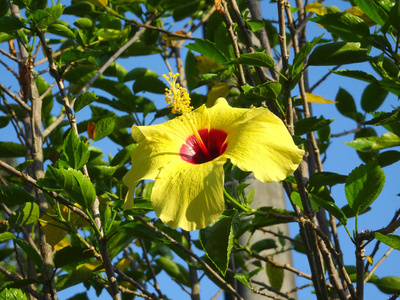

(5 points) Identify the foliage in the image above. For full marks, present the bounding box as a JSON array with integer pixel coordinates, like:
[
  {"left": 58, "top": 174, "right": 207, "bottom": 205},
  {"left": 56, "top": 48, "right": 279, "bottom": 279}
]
[{"left": 0, "top": 0, "right": 400, "bottom": 299}]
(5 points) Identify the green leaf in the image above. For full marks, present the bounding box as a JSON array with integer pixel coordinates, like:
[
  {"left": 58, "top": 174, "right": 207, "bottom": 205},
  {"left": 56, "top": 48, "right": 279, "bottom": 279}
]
[
  {"left": 374, "top": 276, "right": 400, "bottom": 294},
  {"left": 266, "top": 262, "right": 284, "bottom": 291},
  {"left": 307, "top": 172, "right": 347, "bottom": 191},
  {"left": 74, "top": 17, "right": 93, "bottom": 29},
  {"left": 15, "top": 239, "right": 42, "bottom": 269},
  {"left": 0, "top": 288, "right": 27, "bottom": 300},
  {"left": 225, "top": 52, "right": 274, "bottom": 69},
  {"left": 32, "top": 4, "right": 64, "bottom": 29},
  {"left": 123, "top": 198, "right": 153, "bottom": 215},
  {"left": 354, "top": 0, "right": 388, "bottom": 26},
  {"left": 74, "top": 92, "right": 98, "bottom": 114},
  {"left": 86, "top": 165, "right": 117, "bottom": 181},
  {"left": 377, "top": 150, "right": 400, "bottom": 167},
  {"left": 345, "top": 161, "right": 385, "bottom": 215},
  {"left": 10, "top": 202, "right": 40, "bottom": 227},
  {"left": 309, "top": 193, "right": 347, "bottom": 225},
  {"left": 354, "top": 127, "right": 379, "bottom": 163},
  {"left": 54, "top": 246, "right": 94, "bottom": 268},
  {"left": 0, "top": 115, "right": 9, "bottom": 128},
  {"left": 185, "top": 39, "right": 229, "bottom": 64},
  {"left": 294, "top": 116, "right": 334, "bottom": 136},
  {"left": 243, "top": 82, "right": 282, "bottom": 102},
  {"left": 0, "top": 0, "right": 9, "bottom": 17},
  {"left": 47, "top": 23, "right": 75, "bottom": 39},
  {"left": 132, "top": 76, "right": 167, "bottom": 94},
  {"left": 92, "top": 116, "right": 116, "bottom": 141},
  {"left": 185, "top": 50, "right": 200, "bottom": 91},
  {"left": 335, "top": 87, "right": 363, "bottom": 122},
  {"left": 0, "top": 142, "right": 26, "bottom": 157},
  {"left": 389, "top": 1, "right": 400, "bottom": 31},
  {"left": 199, "top": 210, "right": 239, "bottom": 275},
  {"left": 246, "top": 20, "right": 265, "bottom": 32},
  {"left": 0, "top": 16, "right": 24, "bottom": 33},
  {"left": 63, "top": 130, "right": 90, "bottom": 170},
  {"left": 361, "top": 83, "right": 388, "bottom": 112},
  {"left": 290, "top": 35, "right": 323, "bottom": 86},
  {"left": 156, "top": 256, "right": 191, "bottom": 287},
  {"left": 0, "top": 185, "right": 35, "bottom": 206},
  {"left": 0, "top": 232, "right": 15, "bottom": 244},
  {"left": 48, "top": 166, "right": 96, "bottom": 208},
  {"left": 375, "top": 233, "right": 400, "bottom": 251},
  {"left": 310, "top": 13, "right": 369, "bottom": 42},
  {"left": 234, "top": 267, "right": 263, "bottom": 288},
  {"left": 332, "top": 69, "right": 379, "bottom": 85},
  {"left": 63, "top": 1, "right": 95, "bottom": 16},
  {"left": 60, "top": 49, "right": 101, "bottom": 64},
  {"left": 345, "top": 132, "right": 400, "bottom": 151},
  {"left": 250, "top": 239, "right": 277, "bottom": 254},
  {"left": 308, "top": 42, "right": 371, "bottom": 66},
  {"left": 110, "top": 144, "right": 137, "bottom": 167}
]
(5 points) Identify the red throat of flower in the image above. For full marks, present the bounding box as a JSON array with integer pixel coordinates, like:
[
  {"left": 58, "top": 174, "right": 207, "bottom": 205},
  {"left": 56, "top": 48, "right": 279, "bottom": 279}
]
[{"left": 180, "top": 129, "right": 228, "bottom": 164}]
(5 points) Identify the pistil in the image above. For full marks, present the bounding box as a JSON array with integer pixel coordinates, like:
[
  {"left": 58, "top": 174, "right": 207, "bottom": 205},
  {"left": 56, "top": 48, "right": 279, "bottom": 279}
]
[{"left": 163, "top": 73, "right": 213, "bottom": 161}]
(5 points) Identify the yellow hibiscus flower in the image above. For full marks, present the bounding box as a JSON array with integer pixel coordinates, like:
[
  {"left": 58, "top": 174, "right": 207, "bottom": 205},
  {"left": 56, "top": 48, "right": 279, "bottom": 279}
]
[{"left": 123, "top": 73, "right": 304, "bottom": 231}]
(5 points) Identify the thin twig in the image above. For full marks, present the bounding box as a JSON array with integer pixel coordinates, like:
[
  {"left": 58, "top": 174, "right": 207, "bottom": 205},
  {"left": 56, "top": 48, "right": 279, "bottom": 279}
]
[
  {"left": 252, "top": 279, "right": 295, "bottom": 300},
  {"left": 364, "top": 248, "right": 393, "bottom": 284},
  {"left": 0, "top": 82, "right": 31, "bottom": 111},
  {"left": 114, "top": 267, "right": 160, "bottom": 300},
  {"left": 139, "top": 239, "right": 164, "bottom": 299},
  {"left": 221, "top": 0, "right": 246, "bottom": 86},
  {"left": 135, "top": 216, "right": 244, "bottom": 300},
  {"left": 226, "top": 0, "right": 272, "bottom": 83},
  {"left": 0, "top": 47, "right": 19, "bottom": 62}
]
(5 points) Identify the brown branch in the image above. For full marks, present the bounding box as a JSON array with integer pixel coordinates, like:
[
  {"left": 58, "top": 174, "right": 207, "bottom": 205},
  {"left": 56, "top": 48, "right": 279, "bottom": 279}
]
[
  {"left": 221, "top": 0, "right": 247, "bottom": 86},
  {"left": 226, "top": 0, "right": 272, "bottom": 83}
]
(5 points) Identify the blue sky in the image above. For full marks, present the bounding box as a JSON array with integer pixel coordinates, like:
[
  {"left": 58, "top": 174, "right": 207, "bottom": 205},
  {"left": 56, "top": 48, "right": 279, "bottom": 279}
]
[{"left": 1, "top": 0, "right": 400, "bottom": 299}]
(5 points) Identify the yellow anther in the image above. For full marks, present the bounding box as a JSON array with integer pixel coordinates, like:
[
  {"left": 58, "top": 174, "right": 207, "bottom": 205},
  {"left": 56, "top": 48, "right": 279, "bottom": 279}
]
[{"left": 163, "top": 73, "right": 193, "bottom": 115}]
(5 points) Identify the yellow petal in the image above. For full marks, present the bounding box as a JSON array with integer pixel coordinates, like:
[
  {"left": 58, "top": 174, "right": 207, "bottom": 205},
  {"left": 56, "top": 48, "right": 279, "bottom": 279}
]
[
  {"left": 305, "top": 2, "right": 327, "bottom": 15},
  {"left": 210, "top": 98, "right": 304, "bottom": 182},
  {"left": 303, "top": 92, "right": 337, "bottom": 104},
  {"left": 151, "top": 160, "right": 226, "bottom": 231},
  {"left": 123, "top": 105, "right": 211, "bottom": 209}
]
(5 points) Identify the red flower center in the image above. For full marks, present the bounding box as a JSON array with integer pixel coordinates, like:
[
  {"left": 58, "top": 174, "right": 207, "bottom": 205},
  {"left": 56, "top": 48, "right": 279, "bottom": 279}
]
[{"left": 180, "top": 129, "right": 228, "bottom": 164}]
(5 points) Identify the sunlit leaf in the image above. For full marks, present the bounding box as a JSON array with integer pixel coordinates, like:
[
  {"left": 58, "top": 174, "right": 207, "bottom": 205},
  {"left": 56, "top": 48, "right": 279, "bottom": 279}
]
[
  {"left": 63, "top": 130, "right": 90, "bottom": 170},
  {"left": 48, "top": 166, "right": 96, "bottom": 209},
  {"left": 345, "top": 132, "right": 400, "bottom": 151},
  {"left": 345, "top": 161, "right": 385, "bottom": 215}
]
